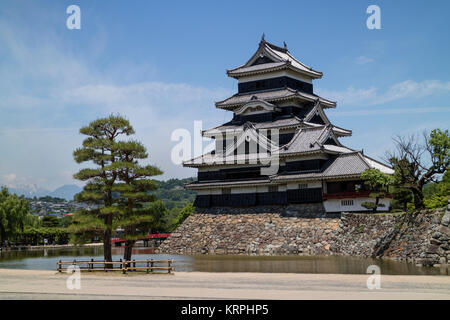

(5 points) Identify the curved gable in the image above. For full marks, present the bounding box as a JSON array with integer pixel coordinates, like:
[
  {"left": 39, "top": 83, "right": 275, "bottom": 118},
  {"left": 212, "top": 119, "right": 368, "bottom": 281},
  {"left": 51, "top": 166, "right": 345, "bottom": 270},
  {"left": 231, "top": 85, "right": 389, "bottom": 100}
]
[{"left": 235, "top": 99, "right": 279, "bottom": 115}]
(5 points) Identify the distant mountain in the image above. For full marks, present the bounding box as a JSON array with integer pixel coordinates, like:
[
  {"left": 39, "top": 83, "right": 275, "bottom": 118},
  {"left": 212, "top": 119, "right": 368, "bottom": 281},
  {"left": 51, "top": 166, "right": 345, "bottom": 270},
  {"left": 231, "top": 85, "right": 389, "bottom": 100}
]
[
  {"left": 8, "top": 184, "right": 51, "bottom": 198},
  {"left": 6, "top": 184, "right": 82, "bottom": 201},
  {"left": 6, "top": 178, "right": 195, "bottom": 203},
  {"left": 50, "top": 184, "right": 83, "bottom": 201}
]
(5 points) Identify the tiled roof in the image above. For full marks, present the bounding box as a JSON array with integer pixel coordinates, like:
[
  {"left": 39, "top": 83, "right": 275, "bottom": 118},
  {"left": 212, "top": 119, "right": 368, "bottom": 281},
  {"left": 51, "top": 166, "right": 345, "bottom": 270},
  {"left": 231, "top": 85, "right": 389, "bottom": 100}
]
[
  {"left": 330, "top": 126, "right": 352, "bottom": 136},
  {"left": 270, "top": 152, "right": 392, "bottom": 183},
  {"left": 188, "top": 122, "right": 358, "bottom": 167},
  {"left": 227, "top": 62, "right": 286, "bottom": 75},
  {"left": 363, "top": 156, "right": 395, "bottom": 174},
  {"left": 185, "top": 151, "right": 393, "bottom": 189},
  {"left": 227, "top": 40, "right": 322, "bottom": 79},
  {"left": 274, "top": 152, "right": 393, "bottom": 182},
  {"left": 302, "top": 122, "right": 352, "bottom": 137},
  {"left": 183, "top": 151, "right": 274, "bottom": 167},
  {"left": 322, "top": 144, "right": 354, "bottom": 154},
  {"left": 323, "top": 153, "right": 370, "bottom": 177},
  {"left": 203, "top": 121, "right": 351, "bottom": 139},
  {"left": 187, "top": 126, "right": 338, "bottom": 168},
  {"left": 203, "top": 117, "right": 303, "bottom": 134},
  {"left": 280, "top": 126, "right": 334, "bottom": 155},
  {"left": 215, "top": 87, "right": 336, "bottom": 109},
  {"left": 271, "top": 171, "right": 323, "bottom": 182}
]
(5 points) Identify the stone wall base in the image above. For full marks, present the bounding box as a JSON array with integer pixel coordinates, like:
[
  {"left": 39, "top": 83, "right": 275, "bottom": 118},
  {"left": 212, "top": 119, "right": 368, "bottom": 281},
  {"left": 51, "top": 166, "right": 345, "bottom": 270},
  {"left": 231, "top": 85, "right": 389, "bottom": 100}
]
[
  {"left": 158, "top": 207, "right": 448, "bottom": 264},
  {"left": 158, "top": 213, "right": 340, "bottom": 255},
  {"left": 331, "top": 210, "right": 445, "bottom": 264},
  {"left": 423, "top": 204, "right": 450, "bottom": 266}
]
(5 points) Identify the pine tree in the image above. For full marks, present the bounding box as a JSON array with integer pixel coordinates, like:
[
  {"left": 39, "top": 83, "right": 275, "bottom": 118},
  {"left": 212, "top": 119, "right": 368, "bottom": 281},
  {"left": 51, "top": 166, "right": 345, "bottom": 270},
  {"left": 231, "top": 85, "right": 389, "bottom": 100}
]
[
  {"left": 361, "top": 168, "right": 392, "bottom": 213},
  {"left": 72, "top": 115, "right": 134, "bottom": 262},
  {"left": 113, "top": 140, "right": 163, "bottom": 261}
]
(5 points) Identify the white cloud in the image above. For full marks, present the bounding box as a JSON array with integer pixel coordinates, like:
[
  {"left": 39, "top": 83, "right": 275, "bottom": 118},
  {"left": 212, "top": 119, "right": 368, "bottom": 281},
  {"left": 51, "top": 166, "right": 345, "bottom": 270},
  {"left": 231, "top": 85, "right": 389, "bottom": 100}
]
[
  {"left": 0, "top": 79, "right": 231, "bottom": 189},
  {"left": 328, "top": 106, "right": 450, "bottom": 117},
  {"left": 317, "top": 80, "right": 450, "bottom": 106},
  {"left": 0, "top": 172, "right": 47, "bottom": 189},
  {"left": 57, "top": 82, "right": 230, "bottom": 120},
  {"left": 355, "top": 56, "right": 374, "bottom": 65},
  {"left": 3, "top": 173, "right": 17, "bottom": 183},
  {"left": 0, "top": 13, "right": 232, "bottom": 189}
]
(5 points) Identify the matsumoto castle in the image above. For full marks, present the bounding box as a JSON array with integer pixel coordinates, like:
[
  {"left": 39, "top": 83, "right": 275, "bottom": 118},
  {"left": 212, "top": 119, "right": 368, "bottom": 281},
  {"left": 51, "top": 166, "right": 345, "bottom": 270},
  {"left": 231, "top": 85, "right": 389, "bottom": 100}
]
[{"left": 184, "top": 36, "right": 393, "bottom": 214}]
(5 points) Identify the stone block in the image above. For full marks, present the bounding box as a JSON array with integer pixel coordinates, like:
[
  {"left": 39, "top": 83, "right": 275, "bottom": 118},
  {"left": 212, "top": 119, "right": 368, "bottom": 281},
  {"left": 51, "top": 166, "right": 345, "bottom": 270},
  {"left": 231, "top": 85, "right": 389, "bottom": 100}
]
[
  {"left": 441, "top": 212, "right": 450, "bottom": 227},
  {"left": 436, "top": 225, "right": 450, "bottom": 237},
  {"left": 430, "top": 238, "right": 442, "bottom": 245},
  {"left": 427, "top": 244, "right": 440, "bottom": 254}
]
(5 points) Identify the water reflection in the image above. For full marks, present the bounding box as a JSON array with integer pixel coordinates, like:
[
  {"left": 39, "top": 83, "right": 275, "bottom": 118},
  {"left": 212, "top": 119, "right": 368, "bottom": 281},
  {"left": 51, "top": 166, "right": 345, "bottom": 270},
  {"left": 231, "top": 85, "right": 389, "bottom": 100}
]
[
  {"left": 190, "top": 255, "right": 447, "bottom": 275},
  {"left": 0, "top": 247, "right": 447, "bottom": 275}
]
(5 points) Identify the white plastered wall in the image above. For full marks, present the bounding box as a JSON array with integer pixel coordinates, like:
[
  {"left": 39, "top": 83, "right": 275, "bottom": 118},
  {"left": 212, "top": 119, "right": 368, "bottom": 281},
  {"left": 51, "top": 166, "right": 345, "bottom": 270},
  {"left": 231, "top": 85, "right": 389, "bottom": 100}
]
[{"left": 323, "top": 198, "right": 391, "bottom": 213}]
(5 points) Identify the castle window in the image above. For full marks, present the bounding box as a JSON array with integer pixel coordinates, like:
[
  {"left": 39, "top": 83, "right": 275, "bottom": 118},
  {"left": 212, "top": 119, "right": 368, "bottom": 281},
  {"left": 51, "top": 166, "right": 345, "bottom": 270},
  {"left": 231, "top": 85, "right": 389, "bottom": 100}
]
[
  {"left": 341, "top": 199, "right": 354, "bottom": 206},
  {"left": 255, "top": 80, "right": 267, "bottom": 89},
  {"left": 298, "top": 183, "right": 308, "bottom": 189},
  {"left": 222, "top": 188, "right": 231, "bottom": 195},
  {"left": 268, "top": 185, "right": 278, "bottom": 193}
]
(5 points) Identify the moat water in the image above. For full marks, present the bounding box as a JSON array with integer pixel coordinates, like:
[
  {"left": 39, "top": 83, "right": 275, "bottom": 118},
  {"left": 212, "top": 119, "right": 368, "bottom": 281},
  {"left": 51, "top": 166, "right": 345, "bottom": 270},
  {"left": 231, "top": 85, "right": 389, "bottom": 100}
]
[{"left": 0, "top": 246, "right": 447, "bottom": 275}]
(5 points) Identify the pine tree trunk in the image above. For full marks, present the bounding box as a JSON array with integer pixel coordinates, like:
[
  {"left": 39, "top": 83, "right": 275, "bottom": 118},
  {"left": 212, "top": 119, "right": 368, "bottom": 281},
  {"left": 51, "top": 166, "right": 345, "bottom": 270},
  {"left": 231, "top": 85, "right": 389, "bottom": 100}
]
[
  {"left": 124, "top": 240, "right": 135, "bottom": 261},
  {"left": 103, "top": 214, "right": 113, "bottom": 264}
]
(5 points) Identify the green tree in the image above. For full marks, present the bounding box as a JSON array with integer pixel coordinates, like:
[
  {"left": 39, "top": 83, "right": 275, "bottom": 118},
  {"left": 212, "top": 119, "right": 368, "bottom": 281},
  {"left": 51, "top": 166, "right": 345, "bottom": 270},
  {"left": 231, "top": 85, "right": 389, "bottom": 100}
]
[
  {"left": 60, "top": 215, "right": 73, "bottom": 228},
  {"left": 423, "top": 182, "right": 439, "bottom": 199},
  {"left": 388, "top": 129, "right": 449, "bottom": 210},
  {"left": 38, "top": 196, "right": 65, "bottom": 203},
  {"left": 146, "top": 200, "right": 169, "bottom": 233},
  {"left": 24, "top": 212, "right": 39, "bottom": 228},
  {"left": 0, "top": 187, "right": 30, "bottom": 244},
  {"left": 41, "top": 215, "right": 59, "bottom": 228},
  {"left": 390, "top": 186, "right": 413, "bottom": 212},
  {"left": 360, "top": 169, "right": 392, "bottom": 213},
  {"left": 171, "top": 203, "right": 194, "bottom": 230},
  {"left": 68, "top": 209, "right": 104, "bottom": 245},
  {"left": 114, "top": 140, "right": 163, "bottom": 261},
  {"left": 152, "top": 177, "right": 196, "bottom": 210},
  {"left": 73, "top": 114, "right": 134, "bottom": 262},
  {"left": 424, "top": 170, "right": 450, "bottom": 208}
]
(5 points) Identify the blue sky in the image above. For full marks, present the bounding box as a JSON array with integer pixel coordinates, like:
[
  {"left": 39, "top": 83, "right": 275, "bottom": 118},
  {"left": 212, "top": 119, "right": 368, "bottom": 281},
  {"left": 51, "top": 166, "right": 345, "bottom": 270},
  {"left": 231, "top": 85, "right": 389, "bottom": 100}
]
[{"left": 0, "top": 0, "right": 449, "bottom": 190}]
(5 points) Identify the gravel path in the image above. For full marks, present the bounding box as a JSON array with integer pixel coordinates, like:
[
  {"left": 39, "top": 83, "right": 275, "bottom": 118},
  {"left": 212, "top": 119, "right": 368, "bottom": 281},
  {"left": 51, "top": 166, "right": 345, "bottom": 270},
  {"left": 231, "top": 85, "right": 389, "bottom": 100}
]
[{"left": 0, "top": 269, "right": 449, "bottom": 300}]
